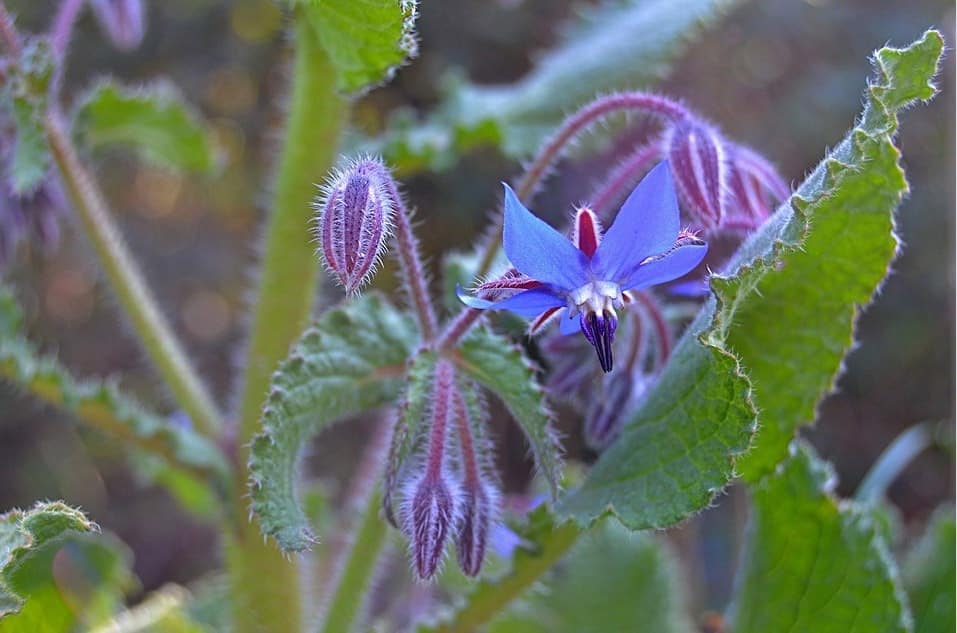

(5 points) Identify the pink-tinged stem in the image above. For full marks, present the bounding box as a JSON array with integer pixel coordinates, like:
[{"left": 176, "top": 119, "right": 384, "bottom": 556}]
[
  {"left": 632, "top": 291, "right": 672, "bottom": 367},
  {"left": 589, "top": 141, "right": 662, "bottom": 220},
  {"left": 437, "top": 307, "right": 484, "bottom": 353},
  {"left": 452, "top": 389, "right": 480, "bottom": 487},
  {"left": 51, "top": 0, "right": 85, "bottom": 60},
  {"left": 0, "top": 5, "right": 22, "bottom": 54},
  {"left": 425, "top": 360, "right": 455, "bottom": 479}
]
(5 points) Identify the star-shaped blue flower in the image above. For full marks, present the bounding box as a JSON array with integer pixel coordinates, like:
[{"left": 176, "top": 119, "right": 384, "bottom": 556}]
[{"left": 458, "top": 161, "right": 708, "bottom": 373}]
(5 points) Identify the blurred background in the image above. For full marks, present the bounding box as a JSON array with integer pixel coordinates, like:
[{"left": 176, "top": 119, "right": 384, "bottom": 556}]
[{"left": 0, "top": 0, "right": 953, "bottom": 621}]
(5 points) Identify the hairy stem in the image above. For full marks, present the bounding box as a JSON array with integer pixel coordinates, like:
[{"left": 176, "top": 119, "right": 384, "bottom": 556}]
[
  {"left": 45, "top": 110, "right": 223, "bottom": 438},
  {"left": 430, "top": 519, "right": 582, "bottom": 633},
  {"left": 0, "top": 4, "right": 22, "bottom": 54},
  {"left": 228, "top": 16, "right": 347, "bottom": 633},
  {"left": 315, "top": 419, "right": 392, "bottom": 633},
  {"left": 50, "top": 0, "right": 84, "bottom": 60},
  {"left": 389, "top": 188, "right": 438, "bottom": 341},
  {"left": 632, "top": 291, "right": 672, "bottom": 366},
  {"left": 590, "top": 141, "right": 662, "bottom": 219}
]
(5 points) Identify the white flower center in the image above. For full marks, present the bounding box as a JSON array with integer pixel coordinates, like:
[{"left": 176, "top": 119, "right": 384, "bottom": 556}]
[{"left": 567, "top": 280, "right": 623, "bottom": 319}]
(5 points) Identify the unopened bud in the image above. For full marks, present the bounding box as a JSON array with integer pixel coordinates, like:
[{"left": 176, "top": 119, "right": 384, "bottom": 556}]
[
  {"left": 455, "top": 480, "right": 497, "bottom": 576},
  {"left": 584, "top": 372, "right": 634, "bottom": 450},
  {"left": 403, "top": 475, "right": 458, "bottom": 581},
  {"left": 90, "top": 0, "right": 146, "bottom": 52},
  {"left": 665, "top": 120, "right": 728, "bottom": 228},
  {"left": 726, "top": 144, "right": 789, "bottom": 222},
  {"left": 315, "top": 157, "right": 397, "bottom": 295}
]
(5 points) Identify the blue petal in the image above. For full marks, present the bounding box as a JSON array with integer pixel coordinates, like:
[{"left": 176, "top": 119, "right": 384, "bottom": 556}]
[
  {"left": 456, "top": 284, "right": 565, "bottom": 318},
  {"left": 559, "top": 309, "right": 580, "bottom": 335},
  {"left": 502, "top": 185, "right": 589, "bottom": 291},
  {"left": 620, "top": 242, "right": 708, "bottom": 292},
  {"left": 592, "top": 162, "right": 681, "bottom": 284}
]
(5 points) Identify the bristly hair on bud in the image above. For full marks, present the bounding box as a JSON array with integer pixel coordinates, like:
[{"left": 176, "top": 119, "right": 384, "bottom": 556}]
[
  {"left": 664, "top": 118, "right": 729, "bottom": 229},
  {"left": 314, "top": 156, "right": 398, "bottom": 295},
  {"left": 90, "top": 0, "right": 146, "bottom": 52}
]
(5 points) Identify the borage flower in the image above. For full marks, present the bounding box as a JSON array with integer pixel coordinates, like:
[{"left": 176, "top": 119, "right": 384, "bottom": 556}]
[{"left": 458, "top": 162, "right": 707, "bottom": 373}]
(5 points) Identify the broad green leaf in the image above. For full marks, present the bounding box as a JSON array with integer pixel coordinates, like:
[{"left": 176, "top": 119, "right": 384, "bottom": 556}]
[
  {"left": 248, "top": 293, "right": 418, "bottom": 551},
  {"left": 903, "top": 506, "right": 955, "bottom": 633},
  {"left": 489, "top": 520, "right": 693, "bottom": 633},
  {"left": 420, "top": 507, "right": 580, "bottom": 633},
  {"left": 455, "top": 326, "right": 562, "bottom": 500},
  {"left": 0, "top": 284, "right": 230, "bottom": 499},
  {"left": 2, "top": 38, "right": 54, "bottom": 194},
  {"left": 362, "top": 0, "right": 737, "bottom": 170},
  {"left": 726, "top": 442, "right": 910, "bottom": 633},
  {"left": 0, "top": 502, "right": 133, "bottom": 629},
  {"left": 557, "top": 30, "right": 944, "bottom": 527},
  {"left": 293, "top": 0, "right": 418, "bottom": 94},
  {"left": 73, "top": 81, "right": 218, "bottom": 173}
]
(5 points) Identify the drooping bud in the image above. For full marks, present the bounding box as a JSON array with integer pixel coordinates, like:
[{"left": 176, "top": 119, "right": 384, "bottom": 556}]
[
  {"left": 665, "top": 119, "right": 729, "bottom": 228},
  {"left": 315, "top": 157, "right": 397, "bottom": 295},
  {"left": 456, "top": 481, "right": 496, "bottom": 576},
  {"left": 0, "top": 180, "right": 64, "bottom": 269},
  {"left": 725, "top": 144, "right": 790, "bottom": 223},
  {"left": 90, "top": 0, "right": 146, "bottom": 52},
  {"left": 404, "top": 474, "right": 457, "bottom": 581}
]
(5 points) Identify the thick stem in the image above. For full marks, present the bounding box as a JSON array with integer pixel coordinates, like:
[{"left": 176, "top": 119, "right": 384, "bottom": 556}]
[
  {"left": 44, "top": 110, "right": 223, "bottom": 438},
  {"left": 315, "top": 418, "right": 392, "bottom": 633},
  {"left": 229, "top": 17, "right": 347, "bottom": 633},
  {"left": 391, "top": 198, "right": 438, "bottom": 341},
  {"left": 50, "top": 0, "right": 85, "bottom": 60},
  {"left": 437, "top": 307, "right": 483, "bottom": 353},
  {"left": 425, "top": 360, "right": 454, "bottom": 478}
]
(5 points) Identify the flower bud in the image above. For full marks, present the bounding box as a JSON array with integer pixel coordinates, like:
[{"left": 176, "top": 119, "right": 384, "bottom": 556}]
[
  {"left": 726, "top": 144, "right": 790, "bottom": 222},
  {"left": 315, "top": 157, "right": 397, "bottom": 295},
  {"left": 584, "top": 371, "right": 634, "bottom": 450},
  {"left": 90, "top": 0, "right": 146, "bottom": 52},
  {"left": 455, "top": 480, "right": 497, "bottom": 576},
  {"left": 665, "top": 119, "right": 728, "bottom": 228},
  {"left": 403, "top": 475, "right": 458, "bottom": 581}
]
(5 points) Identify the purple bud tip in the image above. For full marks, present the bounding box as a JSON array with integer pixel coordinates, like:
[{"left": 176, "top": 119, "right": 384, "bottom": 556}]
[
  {"left": 455, "top": 481, "right": 497, "bottom": 577},
  {"left": 666, "top": 120, "right": 728, "bottom": 228},
  {"left": 90, "top": 0, "right": 146, "bottom": 52},
  {"left": 580, "top": 311, "right": 617, "bottom": 373},
  {"left": 403, "top": 475, "right": 457, "bottom": 581},
  {"left": 316, "top": 157, "right": 398, "bottom": 295}
]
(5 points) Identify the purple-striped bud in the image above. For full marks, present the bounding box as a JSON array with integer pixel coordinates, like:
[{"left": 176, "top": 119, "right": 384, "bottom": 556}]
[
  {"left": 584, "top": 372, "right": 634, "bottom": 450},
  {"left": 90, "top": 0, "right": 146, "bottom": 52},
  {"left": 403, "top": 474, "right": 458, "bottom": 581},
  {"left": 665, "top": 119, "right": 729, "bottom": 228},
  {"left": 315, "top": 157, "right": 397, "bottom": 295},
  {"left": 726, "top": 144, "right": 790, "bottom": 223},
  {"left": 0, "top": 180, "right": 64, "bottom": 269},
  {"left": 455, "top": 480, "right": 496, "bottom": 576}
]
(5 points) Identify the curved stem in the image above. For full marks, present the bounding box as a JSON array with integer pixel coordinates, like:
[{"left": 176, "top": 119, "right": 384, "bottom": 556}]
[
  {"left": 0, "top": 4, "right": 22, "bottom": 54},
  {"left": 388, "top": 186, "right": 438, "bottom": 340},
  {"left": 855, "top": 422, "right": 936, "bottom": 503},
  {"left": 315, "top": 418, "right": 392, "bottom": 633},
  {"left": 50, "top": 0, "right": 85, "bottom": 60},
  {"left": 44, "top": 110, "right": 223, "bottom": 438},
  {"left": 229, "top": 15, "right": 347, "bottom": 633},
  {"left": 589, "top": 141, "right": 662, "bottom": 220},
  {"left": 631, "top": 291, "right": 672, "bottom": 366}
]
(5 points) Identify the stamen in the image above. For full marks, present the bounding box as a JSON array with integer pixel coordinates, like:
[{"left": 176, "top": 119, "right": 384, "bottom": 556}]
[{"left": 580, "top": 310, "right": 617, "bottom": 373}]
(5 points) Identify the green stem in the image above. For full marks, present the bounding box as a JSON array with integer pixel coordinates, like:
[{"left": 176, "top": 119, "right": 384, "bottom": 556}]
[
  {"left": 855, "top": 421, "right": 936, "bottom": 503},
  {"left": 229, "top": 16, "right": 347, "bottom": 633},
  {"left": 431, "top": 519, "right": 581, "bottom": 633},
  {"left": 316, "top": 420, "right": 391, "bottom": 633},
  {"left": 44, "top": 110, "right": 223, "bottom": 439}
]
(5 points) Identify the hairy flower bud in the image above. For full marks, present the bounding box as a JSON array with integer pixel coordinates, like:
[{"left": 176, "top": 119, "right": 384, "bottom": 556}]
[
  {"left": 90, "top": 0, "right": 146, "bottom": 51},
  {"left": 403, "top": 474, "right": 458, "bottom": 581},
  {"left": 665, "top": 119, "right": 728, "bottom": 228},
  {"left": 455, "top": 480, "right": 497, "bottom": 577},
  {"left": 315, "top": 157, "right": 397, "bottom": 295},
  {"left": 0, "top": 180, "right": 64, "bottom": 268},
  {"left": 725, "top": 144, "right": 790, "bottom": 222}
]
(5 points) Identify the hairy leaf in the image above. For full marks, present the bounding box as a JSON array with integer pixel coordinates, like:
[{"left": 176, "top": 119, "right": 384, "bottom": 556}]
[
  {"left": 362, "top": 0, "right": 737, "bottom": 170},
  {"left": 2, "top": 38, "right": 54, "bottom": 194},
  {"left": 903, "top": 506, "right": 955, "bottom": 633},
  {"left": 248, "top": 293, "right": 418, "bottom": 551},
  {"left": 0, "top": 285, "right": 229, "bottom": 489},
  {"left": 293, "top": 0, "right": 418, "bottom": 94},
  {"left": 489, "top": 519, "right": 693, "bottom": 633},
  {"left": 73, "top": 81, "right": 218, "bottom": 173},
  {"left": 726, "top": 442, "right": 911, "bottom": 633},
  {"left": 0, "top": 502, "right": 133, "bottom": 628},
  {"left": 455, "top": 326, "right": 562, "bottom": 500},
  {"left": 558, "top": 30, "right": 944, "bottom": 527}
]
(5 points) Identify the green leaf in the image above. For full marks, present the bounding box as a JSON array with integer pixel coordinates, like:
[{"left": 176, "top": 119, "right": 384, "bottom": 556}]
[
  {"left": 455, "top": 326, "right": 562, "bottom": 500},
  {"left": 489, "top": 520, "right": 693, "bottom": 633},
  {"left": 73, "top": 81, "right": 218, "bottom": 173},
  {"left": 0, "top": 284, "right": 230, "bottom": 498},
  {"left": 0, "top": 502, "right": 133, "bottom": 629},
  {"left": 726, "top": 442, "right": 911, "bottom": 633},
  {"left": 362, "top": 0, "right": 737, "bottom": 170},
  {"left": 903, "top": 506, "right": 955, "bottom": 633},
  {"left": 99, "top": 585, "right": 207, "bottom": 633},
  {"left": 2, "top": 38, "right": 54, "bottom": 194},
  {"left": 557, "top": 30, "right": 944, "bottom": 527},
  {"left": 293, "top": 0, "right": 418, "bottom": 94},
  {"left": 248, "top": 293, "right": 418, "bottom": 551}
]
